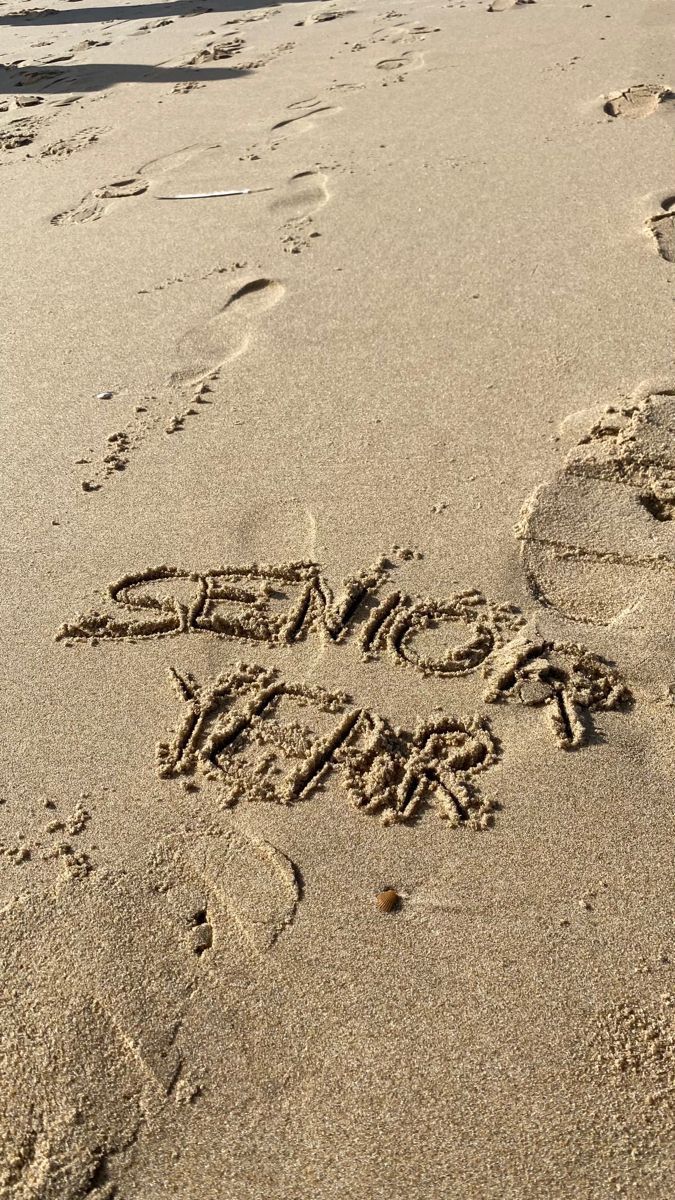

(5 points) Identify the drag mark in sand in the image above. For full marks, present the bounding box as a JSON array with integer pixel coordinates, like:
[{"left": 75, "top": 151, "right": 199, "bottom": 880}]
[{"left": 271, "top": 104, "right": 338, "bottom": 135}]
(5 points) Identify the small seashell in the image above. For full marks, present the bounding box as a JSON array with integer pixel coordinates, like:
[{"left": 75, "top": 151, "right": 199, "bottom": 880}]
[
  {"left": 96, "top": 391, "right": 114, "bottom": 400},
  {"left": 375, "top": 888, "right": 400, "bottom": 913}
]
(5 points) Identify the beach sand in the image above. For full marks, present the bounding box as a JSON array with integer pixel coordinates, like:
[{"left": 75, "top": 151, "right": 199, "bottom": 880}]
[{"left": 1, "top": 0, "right": 674, "bottom": 1195}]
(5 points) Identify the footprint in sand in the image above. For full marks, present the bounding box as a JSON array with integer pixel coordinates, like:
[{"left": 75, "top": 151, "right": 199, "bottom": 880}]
[
  {"left": 50, "top": 143, "right": 218, "bottom": 225},
  {"left": 185, "top": 36, "right": 245, "bottom": 65},
  {"left": 0, "top": 875, "right": 186, "bottom": 1199},
  {"left": 271, "top": 169, "right": 330, "bottom": 253},
  {"left": 0, "top": 6, "right": 58, "bottom": 22},
  {"left": 297, "top": 8, "right": 355, "bottom": 25},
  {"left": 171, "top": 276, "right": 285, "bottom": 385},
  {"left": 51, "top": 175, "right": 148, "bottom": 224},
  {"left": 271, "top": 169, "right": 330, "bottom": 219},
  {"left": 40, "top": 125, "right": 107, "bottom": 159},
  {"left": 648, "top": 195, "right": 675, "bottom": 262},
  {"left": 0, "top": 112, "right": 49, "bottom": 154},
  {"left": 81, "top": 275, "right": 285, "bottom": 480},
  {"left": 604, "top": 83, "right": 675, "bottom": 119},
  {"left": 517, "top": 386, "right": 675, "bottom": 628},
  {"left": 70, "top": 36, "right": 112, "bottom": 53},
  {"left": 151, "top": 829, "right": 301, "bottom": 958},
  {"left": 133, "top": 16, "right": 175, "bottom": 35},
  {"left": 381, "top": 21, "right": 440, "bottom": 42},
  {"left": 488, "top": 0, "right": 536, "bottom": 11},
  {"left": 376, "top": 49, "right": 425, "bottom": 81},
  {"left": 0, "top": 829, "right": 298, "bottom": 1197}
]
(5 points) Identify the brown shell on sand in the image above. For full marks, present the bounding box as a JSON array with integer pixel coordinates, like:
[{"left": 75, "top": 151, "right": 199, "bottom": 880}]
[{"left": 375, "top": 888, "right": 400, "bottom": 913}]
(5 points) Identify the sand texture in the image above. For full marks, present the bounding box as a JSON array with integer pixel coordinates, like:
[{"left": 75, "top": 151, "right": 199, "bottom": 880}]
[{"left": 1, "top": 0, "right": 675, "bottom": 1196}]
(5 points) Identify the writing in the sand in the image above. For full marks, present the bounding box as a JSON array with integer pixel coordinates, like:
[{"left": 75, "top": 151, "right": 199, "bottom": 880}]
[
  {"left": 56, "top": 556, "right": 525, "bottom": 677},
  {"left": 57, "top": 557, "right": 631, "bottom": 825},
  {"left": 158, "top": 663, "right": 500, "bottom": 828}
]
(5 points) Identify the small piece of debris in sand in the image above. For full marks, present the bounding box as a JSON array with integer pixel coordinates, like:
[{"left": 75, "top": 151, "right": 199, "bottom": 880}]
[{"left": 157, "top": 188, "right": 254, "bottom": 200}]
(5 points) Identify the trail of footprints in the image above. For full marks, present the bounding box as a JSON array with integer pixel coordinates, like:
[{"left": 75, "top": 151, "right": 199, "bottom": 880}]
[
  {"left": 21, "top": 1, "right": 675, "bottom": 528},
  {"left": 51, "top": 98, "right": 339, "bottom": 490},
  {"left": 0, "top": 104, "right": 107, "bottom": 162},
  {"left": 112, "top": 165, "right": 329, "bottom": 464},
  {"left": 48, "top": 9, "right": 443, "bottom": 497},
  {"left": 0, "top": 115, "right": 105, "bottom": 162},
  {"left": 599, "top": 79, "right": 675, "bottom": 270},
  {"left": 52, "top": 7, "right": 443, "bottom": 496},
  {"left": 40, "top": 12, "right": 671, "bottom": 504}
]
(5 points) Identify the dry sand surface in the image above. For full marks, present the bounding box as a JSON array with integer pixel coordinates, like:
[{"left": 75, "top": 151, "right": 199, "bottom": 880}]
[{"left": 1, "top": 0, "right": 675, "bottom": 1196}]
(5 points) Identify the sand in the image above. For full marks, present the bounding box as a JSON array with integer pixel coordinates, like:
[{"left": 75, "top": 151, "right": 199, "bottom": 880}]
[{"left": 1, "top": 0, "right": 674, "bottom": 1195}]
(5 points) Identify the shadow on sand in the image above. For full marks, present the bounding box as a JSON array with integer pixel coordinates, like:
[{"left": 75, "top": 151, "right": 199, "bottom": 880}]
[
  {"left": 0, "top": 0, "right": 307, "bottom": 27},
  {"left": 0, "top": 61, "right": 251, "bottom": 93}
]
